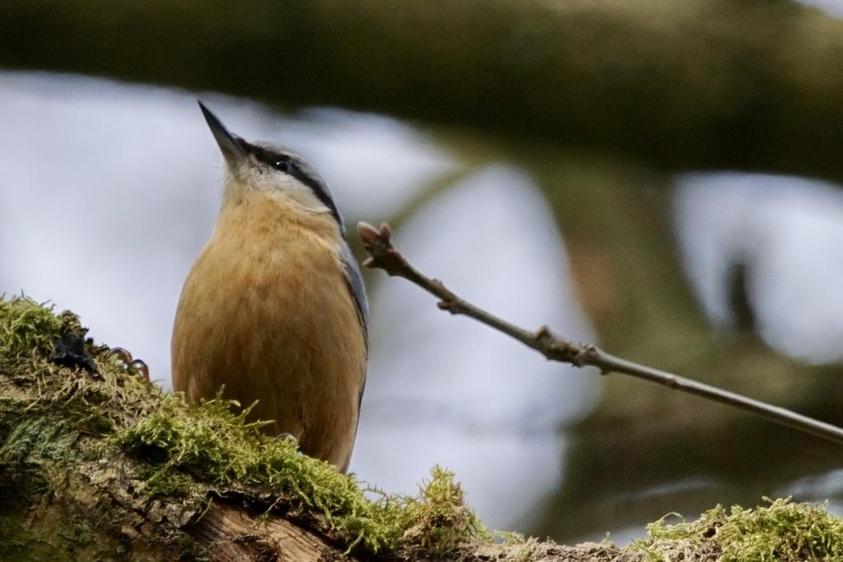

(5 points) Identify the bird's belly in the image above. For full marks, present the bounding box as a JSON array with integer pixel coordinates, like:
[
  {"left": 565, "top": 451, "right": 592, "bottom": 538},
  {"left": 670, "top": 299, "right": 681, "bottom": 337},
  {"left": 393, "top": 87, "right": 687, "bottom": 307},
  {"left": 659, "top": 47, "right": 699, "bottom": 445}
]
[{"left": 172, "top": 232, "right": 366, "bottom": 468}]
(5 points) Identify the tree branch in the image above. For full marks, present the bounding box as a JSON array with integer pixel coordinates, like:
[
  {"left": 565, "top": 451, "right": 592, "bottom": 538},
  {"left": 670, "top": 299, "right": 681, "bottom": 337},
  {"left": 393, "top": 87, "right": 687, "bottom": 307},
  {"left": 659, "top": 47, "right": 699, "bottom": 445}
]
[
  {"left": 358, "top": 221, "right": 843, "bottom": 447},
  {"left": 4, "top": 1, "right": 843, "bottom": 183}
]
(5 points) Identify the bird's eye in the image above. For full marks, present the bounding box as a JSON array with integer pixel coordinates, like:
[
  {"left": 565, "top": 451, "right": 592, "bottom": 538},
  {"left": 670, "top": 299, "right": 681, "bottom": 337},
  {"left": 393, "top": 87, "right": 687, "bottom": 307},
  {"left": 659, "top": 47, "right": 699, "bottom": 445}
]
[{"left": 272, "top": 160, "right": 292, "bottom": 173}]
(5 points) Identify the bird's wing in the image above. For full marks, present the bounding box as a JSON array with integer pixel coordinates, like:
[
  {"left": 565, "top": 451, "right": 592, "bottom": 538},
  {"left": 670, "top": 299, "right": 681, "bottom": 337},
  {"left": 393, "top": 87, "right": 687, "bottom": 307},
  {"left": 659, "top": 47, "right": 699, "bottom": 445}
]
[
  {"left": 340, "top": 242, "right": 369, "bottom": 345},
  {"left": 339, "top": 243, "right": 369, "bottom": 415}
]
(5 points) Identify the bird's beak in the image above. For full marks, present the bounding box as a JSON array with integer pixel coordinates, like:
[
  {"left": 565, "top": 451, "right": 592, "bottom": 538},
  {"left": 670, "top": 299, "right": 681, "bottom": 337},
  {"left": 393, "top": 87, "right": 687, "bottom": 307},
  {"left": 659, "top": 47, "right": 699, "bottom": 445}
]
[{"left": 198, "top": 100, "right": 247, "bottom": 167}]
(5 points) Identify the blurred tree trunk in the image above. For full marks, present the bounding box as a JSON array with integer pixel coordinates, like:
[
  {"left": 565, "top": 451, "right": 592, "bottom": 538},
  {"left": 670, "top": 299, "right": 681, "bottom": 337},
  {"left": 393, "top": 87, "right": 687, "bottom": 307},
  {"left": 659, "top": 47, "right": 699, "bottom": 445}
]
[
  {"left": 4, "top": 1, "right": 843, "bottom": 183},
  {"left": 511, "top": 145, "right": 843, "bottom": 541}
]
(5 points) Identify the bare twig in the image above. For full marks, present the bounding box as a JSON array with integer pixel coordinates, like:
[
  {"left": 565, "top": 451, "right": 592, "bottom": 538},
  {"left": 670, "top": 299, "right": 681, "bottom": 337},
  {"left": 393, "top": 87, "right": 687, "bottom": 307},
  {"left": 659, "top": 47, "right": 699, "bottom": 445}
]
[{"left": 358, "top": 221, "right": 843, "bottom": 447}]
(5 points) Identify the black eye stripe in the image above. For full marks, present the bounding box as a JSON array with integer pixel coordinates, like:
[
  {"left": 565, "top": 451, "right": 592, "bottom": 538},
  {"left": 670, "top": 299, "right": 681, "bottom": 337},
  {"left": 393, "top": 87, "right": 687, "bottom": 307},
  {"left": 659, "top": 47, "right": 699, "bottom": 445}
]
[
  {"left": 287, "top": 166, "right": 343, "bottom": 228},
  {"left": 247, "top": 144, "right": 344, "bottom": 230}
]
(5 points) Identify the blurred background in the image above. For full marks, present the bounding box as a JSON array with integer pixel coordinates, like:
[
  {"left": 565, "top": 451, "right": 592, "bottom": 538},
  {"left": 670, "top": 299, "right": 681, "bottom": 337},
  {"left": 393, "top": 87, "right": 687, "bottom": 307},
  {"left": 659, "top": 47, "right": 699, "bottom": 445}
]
[{"left": 2, "top": 0, "right": 843, "bottom": 546}]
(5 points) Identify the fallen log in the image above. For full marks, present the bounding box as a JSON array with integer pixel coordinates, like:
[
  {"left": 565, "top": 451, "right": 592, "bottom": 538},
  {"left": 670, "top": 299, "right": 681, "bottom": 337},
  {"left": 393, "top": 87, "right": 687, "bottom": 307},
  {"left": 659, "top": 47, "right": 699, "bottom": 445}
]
[{"left": 0, "top": 297, "right": 840, "bottom": 561}]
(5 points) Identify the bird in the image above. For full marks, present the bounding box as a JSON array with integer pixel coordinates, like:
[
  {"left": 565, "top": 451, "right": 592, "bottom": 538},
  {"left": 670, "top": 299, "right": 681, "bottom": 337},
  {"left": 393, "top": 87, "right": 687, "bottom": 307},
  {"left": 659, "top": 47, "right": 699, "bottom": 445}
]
[{"left": 172, "top": 101, "right": 368, "bottom": 473}]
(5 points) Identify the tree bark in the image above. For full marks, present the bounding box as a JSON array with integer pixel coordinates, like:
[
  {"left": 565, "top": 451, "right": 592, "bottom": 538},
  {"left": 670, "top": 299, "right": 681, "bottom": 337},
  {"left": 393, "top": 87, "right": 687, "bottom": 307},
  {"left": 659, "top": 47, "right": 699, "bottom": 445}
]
[{"left": 190, "top": 503, "right": 356, "bottom": 562}]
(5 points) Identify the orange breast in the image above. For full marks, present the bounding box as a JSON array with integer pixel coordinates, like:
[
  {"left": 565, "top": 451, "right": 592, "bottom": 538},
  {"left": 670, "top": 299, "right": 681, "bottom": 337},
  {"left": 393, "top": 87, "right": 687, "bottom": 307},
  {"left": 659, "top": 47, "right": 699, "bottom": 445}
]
[{"left": 171, "top": 193, "right": 367, "bottom": 471}]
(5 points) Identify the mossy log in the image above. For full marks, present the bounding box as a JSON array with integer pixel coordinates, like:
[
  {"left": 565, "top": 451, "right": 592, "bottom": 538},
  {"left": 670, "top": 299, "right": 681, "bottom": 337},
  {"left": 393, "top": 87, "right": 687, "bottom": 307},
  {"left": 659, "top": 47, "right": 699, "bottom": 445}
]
[{"left": 2, "top": 297, "right": 843, "bottom": 561}]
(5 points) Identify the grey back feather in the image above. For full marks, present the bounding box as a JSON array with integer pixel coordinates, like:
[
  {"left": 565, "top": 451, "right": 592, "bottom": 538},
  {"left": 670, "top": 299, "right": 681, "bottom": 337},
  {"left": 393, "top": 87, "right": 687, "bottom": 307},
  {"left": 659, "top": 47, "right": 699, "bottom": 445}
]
[
  {"left": 340, "top": 242, "right": 368, "bottom": 415},
  {"left": 340, "top": 242, "right": 369, "bottom": 339}
]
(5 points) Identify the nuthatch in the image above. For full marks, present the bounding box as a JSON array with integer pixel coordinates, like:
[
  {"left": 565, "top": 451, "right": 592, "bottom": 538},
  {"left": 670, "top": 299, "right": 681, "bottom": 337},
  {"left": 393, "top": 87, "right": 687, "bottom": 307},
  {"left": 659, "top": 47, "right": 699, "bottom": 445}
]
[{"left": 172, "top": 102, "right": 368, "bottom": 472}]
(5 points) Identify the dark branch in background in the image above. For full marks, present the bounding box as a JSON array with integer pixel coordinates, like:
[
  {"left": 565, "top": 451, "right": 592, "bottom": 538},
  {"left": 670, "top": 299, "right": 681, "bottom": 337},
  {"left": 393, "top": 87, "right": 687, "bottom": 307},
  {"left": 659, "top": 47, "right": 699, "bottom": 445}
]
[
  {"left": 728, "top": 261, "right": 757, "bottom": 332},
  {"left": 5, "top": 1, "right": 843, "bottom": 183},
  {"left": 358, "top": 221, "right": 843, "bottom": 447}
]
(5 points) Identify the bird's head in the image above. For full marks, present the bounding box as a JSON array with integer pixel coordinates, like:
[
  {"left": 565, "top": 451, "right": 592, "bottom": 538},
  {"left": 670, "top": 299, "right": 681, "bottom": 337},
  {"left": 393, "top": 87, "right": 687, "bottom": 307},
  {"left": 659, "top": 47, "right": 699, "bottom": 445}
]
[{"left": 198, "top": 101, "right": 343, "bottom": 231}]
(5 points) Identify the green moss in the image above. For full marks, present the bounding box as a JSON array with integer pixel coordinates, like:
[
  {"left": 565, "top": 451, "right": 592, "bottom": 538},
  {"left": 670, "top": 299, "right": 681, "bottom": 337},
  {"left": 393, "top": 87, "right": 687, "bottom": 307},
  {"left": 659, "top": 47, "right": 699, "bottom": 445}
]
[
  {"left": 6, "top": 296, "right": 843, "bottom": 561},
  {"left": 0, "top": 508, "right": 138, "bottom": 562},
  {"left": 0, "top": 296, "right": 64, "bottom": 372},
  {"left": 0, "top": 296, "right": 484, "bottom": 558},
  {"left": 391, "top": 465, "right": 486, "bottom": 555},
  {"left": 116, "top": 394, "right": 484, "bottom": 554},
  {"left": 59, "top": 515, "right": 95, "bottom": 547},
  {"left": 0, "top": 513, "right": 63, "bottom": 562},
  {"left": 639, "top": 497, "right": 843, "bottom": 561}
]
